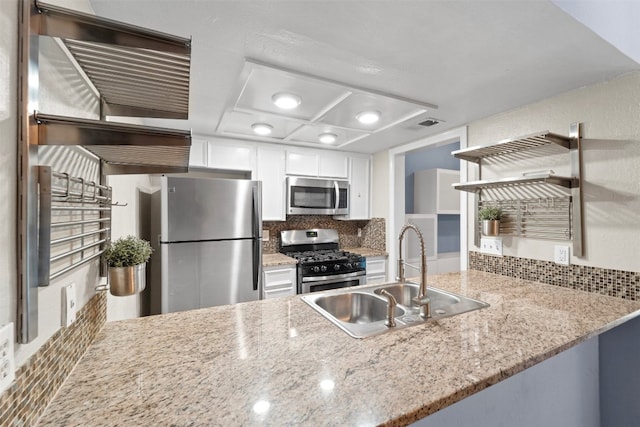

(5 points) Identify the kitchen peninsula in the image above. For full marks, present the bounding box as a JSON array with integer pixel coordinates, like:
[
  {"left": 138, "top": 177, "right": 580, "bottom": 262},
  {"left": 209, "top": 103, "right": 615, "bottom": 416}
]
[{"left": 37, "top": 271, "right": 640, "bottom": 426}]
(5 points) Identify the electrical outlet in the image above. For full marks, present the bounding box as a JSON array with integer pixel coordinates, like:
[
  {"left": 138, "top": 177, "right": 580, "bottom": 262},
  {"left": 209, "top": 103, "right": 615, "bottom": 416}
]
[
  {"left": 480, "top": 237, "right": 503, "bottom": 256},
  {"left": 262, "top": 230, "right": 269, "bottom": 242},
  {"left": 554, "top": 245, "right": 570, "bottom": 265},
  {"left": 357, "top": 228, "right": 362, "bottom": 237},
  {"left": 0, "top": 322, "right": 15, "bottom": 394},
  {"left": 62, "top": 283, "right": 77, "bottom": 327}
]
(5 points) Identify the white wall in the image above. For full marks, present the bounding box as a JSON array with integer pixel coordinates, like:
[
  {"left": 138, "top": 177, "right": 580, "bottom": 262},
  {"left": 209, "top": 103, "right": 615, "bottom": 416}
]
[
  {"left": 371, "top": 72, "right": 640, "bottom": 273},
  {"left": 466, "top": 71, "right": 640, "bottom": 272},
  {"left": 0, "top": 0, "right": 106, "bottom": 367},
  {"left": 0, "top": 0, "right": 19, "bottom": 345},
  {"left": 106, "top": 174, "right": 157, "bottom": 322}
]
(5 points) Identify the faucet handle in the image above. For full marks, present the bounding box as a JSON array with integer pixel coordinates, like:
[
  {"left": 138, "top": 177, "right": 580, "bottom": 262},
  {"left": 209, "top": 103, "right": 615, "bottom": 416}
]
[{"left": 379, "top": 289, "right": 398, "bottom": 328}]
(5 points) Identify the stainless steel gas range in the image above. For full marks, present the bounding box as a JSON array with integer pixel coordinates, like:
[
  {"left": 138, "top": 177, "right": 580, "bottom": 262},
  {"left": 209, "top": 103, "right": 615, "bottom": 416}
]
[{"left": 280, "top": 229, "right": 366, "bottom": 294}]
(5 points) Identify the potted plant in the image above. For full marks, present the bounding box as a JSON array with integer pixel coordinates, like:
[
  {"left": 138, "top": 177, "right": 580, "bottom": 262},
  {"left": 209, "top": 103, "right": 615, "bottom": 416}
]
[
  {"left": 104, "top": 235, "right": 153, "bottom": 296},
  {"left": 479, "top": 206, "right": 503, "bottom": 236}
]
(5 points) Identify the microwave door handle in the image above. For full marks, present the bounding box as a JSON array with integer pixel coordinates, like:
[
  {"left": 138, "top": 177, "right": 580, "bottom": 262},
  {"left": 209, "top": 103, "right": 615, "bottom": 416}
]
[{"left": 334, "top": 181, "right": 340, "bottom": 211}]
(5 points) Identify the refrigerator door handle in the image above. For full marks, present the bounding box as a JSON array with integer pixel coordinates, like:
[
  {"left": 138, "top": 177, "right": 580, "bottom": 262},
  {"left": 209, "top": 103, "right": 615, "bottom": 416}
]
[
  {"left": 252, "top": 182, "right": 263, "bottom": 293},
  {"left": 253, "top": 238, "right": 262, "bottom": 292}
]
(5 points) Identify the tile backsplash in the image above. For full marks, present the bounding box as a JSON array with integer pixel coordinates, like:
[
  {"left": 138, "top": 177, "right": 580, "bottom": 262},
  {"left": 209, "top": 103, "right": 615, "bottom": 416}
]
[
  {"left": 263, "top": 216, "right": 386, "bottom": 253},
  {"left": 469, "top": 251, "right": 640, "bottom": 301},
  {"left": 0, "top": 292, "right": 106, "bottom": 426}
]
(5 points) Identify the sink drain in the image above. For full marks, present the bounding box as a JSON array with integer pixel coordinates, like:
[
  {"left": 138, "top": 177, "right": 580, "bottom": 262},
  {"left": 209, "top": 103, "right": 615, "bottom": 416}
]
[{"left": 435, "top": 309, "right": 447, "bottom": 315}]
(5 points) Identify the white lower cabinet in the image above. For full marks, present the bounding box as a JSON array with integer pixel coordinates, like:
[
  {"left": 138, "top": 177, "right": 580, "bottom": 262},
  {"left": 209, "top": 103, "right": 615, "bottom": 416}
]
[
  {"left": 365, "top": 256, "right": 387, "bottom": 284},
  {"left": 262, "top": 264, "right": 297, "bottom": 299}
]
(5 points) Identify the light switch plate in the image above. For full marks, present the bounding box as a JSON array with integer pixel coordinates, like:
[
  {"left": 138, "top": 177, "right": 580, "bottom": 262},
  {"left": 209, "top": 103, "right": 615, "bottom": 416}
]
[
  {"left": 480, "top": 237, "right": 503, "bottom": 256},
  {"left": 0, "top": 322, "right": 15, "bottom": 394},
  {"left": 62, "top": 283, "right": 77, "bottom": 327}
]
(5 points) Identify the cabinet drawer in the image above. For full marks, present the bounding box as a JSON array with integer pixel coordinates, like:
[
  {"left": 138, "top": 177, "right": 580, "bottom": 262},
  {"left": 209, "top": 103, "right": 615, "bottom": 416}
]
[
  {"left": 263, "top": 266, "right": 296, "bottom": 290},
  {"left": 264, "top": 286, "right": 296, "bottom": 300},
  {"left": 366, "top": 274, "right": 387, "bottom": 285},
  {"left": 366, "top": 258, "right": 386, "bottom": 275}
]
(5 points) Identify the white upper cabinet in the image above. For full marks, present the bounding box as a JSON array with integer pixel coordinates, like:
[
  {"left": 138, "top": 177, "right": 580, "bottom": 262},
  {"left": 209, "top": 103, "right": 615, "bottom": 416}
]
[
  {"left": 345, "top": 156, "right": 371, "bottom": 219},
  {"left": 285, "top": 150, "right": 319, "bottom": 176},
  {"left": 189, "top": 138, "right": 208, "bottom": 167},
  {"left": 256, "top": 146, "right": 286, "bottom": 221},
  {"left": 285, "top": 148, "right": 348, "bottom": 179},
  {"left": 207, "top": 140, "right": 256, "bottom": 173},
  {"left": 414, "top": 168, "right": 460, "bottom": 214},
  {"left": 318, "top": 151, "right": 349, "bottom": 178}
]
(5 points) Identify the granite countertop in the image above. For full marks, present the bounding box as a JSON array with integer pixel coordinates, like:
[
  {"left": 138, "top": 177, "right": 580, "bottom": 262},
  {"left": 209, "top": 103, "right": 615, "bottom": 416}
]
[
  {"left": 344, "top": 247, "right": 388, "bottom": 257},
  {"left": 37, "top": 271, "right": 640, "bottom": 426},
  {"left": 262, "top": 253, "right": 298, "bottom": 267}
]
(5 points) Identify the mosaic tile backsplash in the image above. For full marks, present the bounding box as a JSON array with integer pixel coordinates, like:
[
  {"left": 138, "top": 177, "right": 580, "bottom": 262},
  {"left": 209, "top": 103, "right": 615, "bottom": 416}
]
[
  {"left": 469, "top": 251, "right": 640, "bottom": 301},
  {"left": 0, "top": 292, "right": 106, "bottom": 426},
  {"left": 263, "top": 216, "right": 386, "bottom": 253}
]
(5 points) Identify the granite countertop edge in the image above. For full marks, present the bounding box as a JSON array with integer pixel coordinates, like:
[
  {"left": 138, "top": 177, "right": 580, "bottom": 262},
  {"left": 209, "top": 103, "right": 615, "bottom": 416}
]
[{"left": 36, "top": 271, "right": 640, "bottom": 427}]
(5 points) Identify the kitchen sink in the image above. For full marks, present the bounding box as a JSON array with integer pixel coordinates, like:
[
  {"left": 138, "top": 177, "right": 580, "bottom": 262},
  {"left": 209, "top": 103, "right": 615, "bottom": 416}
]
[
  {"left": 373, "top": 283, "right": 460, "bottom": 307},
  {"left": 302, "top": 282, "right": 489, "bottom": 338},
  {"left": 314, "top": 292, "right": 405, "bottom": 324}
]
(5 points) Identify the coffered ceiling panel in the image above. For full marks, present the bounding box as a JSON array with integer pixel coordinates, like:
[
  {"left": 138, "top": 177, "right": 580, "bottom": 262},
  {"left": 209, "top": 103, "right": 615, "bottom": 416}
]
[
  {"left": 216, "top": 60, "right": 438, "bottom": 148},
  {"left": 235, "top": 66, "right": 350, "bottom": 121},
  {"left": 287, "top": 124, "right": 368, "bottom": 146},
  {"left": 319, "top": 92, "right": 427, "bottom": 132},
  {"left": 218, "top": 110, "right": 304, "bottom": 140}
]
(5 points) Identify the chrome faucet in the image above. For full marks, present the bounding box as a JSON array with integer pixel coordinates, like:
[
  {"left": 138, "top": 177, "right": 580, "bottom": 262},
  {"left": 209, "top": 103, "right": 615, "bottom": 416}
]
[{"left": 397, "top": 224, "right": 431, "bottom": 318}]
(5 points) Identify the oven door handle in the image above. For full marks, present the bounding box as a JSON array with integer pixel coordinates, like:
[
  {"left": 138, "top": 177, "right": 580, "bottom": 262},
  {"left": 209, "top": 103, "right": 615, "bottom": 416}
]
[{"left": 302, "top": 270, "right": 365, "bottom": 283}]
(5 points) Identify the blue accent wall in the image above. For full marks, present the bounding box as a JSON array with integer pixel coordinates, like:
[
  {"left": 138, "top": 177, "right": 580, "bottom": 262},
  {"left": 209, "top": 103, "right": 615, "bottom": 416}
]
[{"left": 405, "top": 141, "right": 460, "bottom": 254}]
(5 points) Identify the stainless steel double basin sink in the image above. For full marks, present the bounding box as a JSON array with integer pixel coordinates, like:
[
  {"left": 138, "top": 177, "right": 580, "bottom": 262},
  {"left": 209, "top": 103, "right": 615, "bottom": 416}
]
[{"left": 301, "top": 282, "right": 489, "bottom": 338}]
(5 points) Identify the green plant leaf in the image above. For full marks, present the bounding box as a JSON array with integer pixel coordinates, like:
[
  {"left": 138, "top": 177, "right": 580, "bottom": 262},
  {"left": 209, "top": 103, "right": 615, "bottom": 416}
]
[{"left": 104, "top": 235, "right": 153, "bottom": 267}]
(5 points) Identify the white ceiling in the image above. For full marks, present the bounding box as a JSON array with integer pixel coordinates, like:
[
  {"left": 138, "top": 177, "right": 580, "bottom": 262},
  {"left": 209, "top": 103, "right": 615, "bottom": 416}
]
[{"left": 89, "top": 0, "right": 640, "bottom": 154}]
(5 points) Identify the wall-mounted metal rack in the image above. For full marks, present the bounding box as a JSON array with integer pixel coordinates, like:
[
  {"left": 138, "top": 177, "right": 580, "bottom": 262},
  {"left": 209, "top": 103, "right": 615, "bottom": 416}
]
[
  {"left": 17, "top": 0, "right": 194, "bottom": 342},
  {"left": 477, "top": 197, "right": 573, "bottom": 241},
  {"left": 452, "top": 123, "right": 583, "bottom": 255},
  {"left": 39, "top": 168, "right": 113, "bottom": 287}
]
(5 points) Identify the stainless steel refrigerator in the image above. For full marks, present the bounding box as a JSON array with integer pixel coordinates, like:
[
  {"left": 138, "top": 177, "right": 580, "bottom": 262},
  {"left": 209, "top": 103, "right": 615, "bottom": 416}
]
[{"left": 150, "top": 176, "right": 262, "bottom": 314}]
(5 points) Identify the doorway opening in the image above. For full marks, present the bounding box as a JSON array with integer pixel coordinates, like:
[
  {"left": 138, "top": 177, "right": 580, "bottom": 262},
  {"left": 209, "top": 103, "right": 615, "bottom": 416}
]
[{"left": 387, "top": 127, "right": 468, "bottom": 280}]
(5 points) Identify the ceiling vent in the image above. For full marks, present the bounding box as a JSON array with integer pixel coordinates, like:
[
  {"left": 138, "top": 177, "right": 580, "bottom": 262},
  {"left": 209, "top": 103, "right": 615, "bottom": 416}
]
[{"left": 418, "top": 118, "right": 441, "bottom": 127}]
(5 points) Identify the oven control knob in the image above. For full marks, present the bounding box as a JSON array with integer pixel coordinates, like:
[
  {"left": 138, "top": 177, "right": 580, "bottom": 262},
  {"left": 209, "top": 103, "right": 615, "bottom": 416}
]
[
  {"left": 312, "top": 266, "right": 320, "bottom": 273},
  {"left": 334, "top": 264, "right": 341, "bottom": 271},
  {"left": 345, "top": 263, "right": 352, "bottom": 269},
  {"left": 320, "top": 265, "right": 328, "bottom": 272}
]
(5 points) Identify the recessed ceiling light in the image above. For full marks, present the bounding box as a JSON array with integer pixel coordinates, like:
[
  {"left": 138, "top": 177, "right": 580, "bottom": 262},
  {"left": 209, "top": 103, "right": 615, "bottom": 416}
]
[
  {"left": 251, "top": 123, "right": 273, "bottom": 136},
  {"left": 272, "top": 92, "right": 301, "bottom": 110},
  {"left": 356, "top": 110, "right": 380, "bottom": 125},
  {"left": 318, "top": 133, "right": 337, "bottom": 144}
]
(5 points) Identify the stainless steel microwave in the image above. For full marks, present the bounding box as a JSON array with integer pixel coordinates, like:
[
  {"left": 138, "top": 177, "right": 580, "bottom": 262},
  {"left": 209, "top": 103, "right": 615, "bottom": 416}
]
[{"left": 286, "top": 177, "right": 349, "bottom": 215}]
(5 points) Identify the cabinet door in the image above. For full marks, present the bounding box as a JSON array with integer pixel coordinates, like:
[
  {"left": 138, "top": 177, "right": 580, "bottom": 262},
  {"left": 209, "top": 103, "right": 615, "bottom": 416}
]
[
  {"left": 318, "top": 151, "right": 348, "bottom": 178},
  {"left": 366, "top": 257, "right": 386, "bottom": 275},
  {"left": 263, "top": 265, "right": 296, "bottom": 299},
  {"left": 189, "top": 138, "right": 208, "bottom": 167},
  {"left": 257, "top": 147, "right": 286, "bottom": 221},
  {"left": 286, "top": 150, "right": 318, "bottom": 176},
  {"left": 347, "top": 156, "right": 371, "bottom": 219},
  {"left": 414, "top": 169, "right": 460, "bottom": 214},
  {"left": 208, "top": 141, "right": 256, "bottom": 173},
  {"left": 437, "top": 169, "right": 460, "bottom": 213}
]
